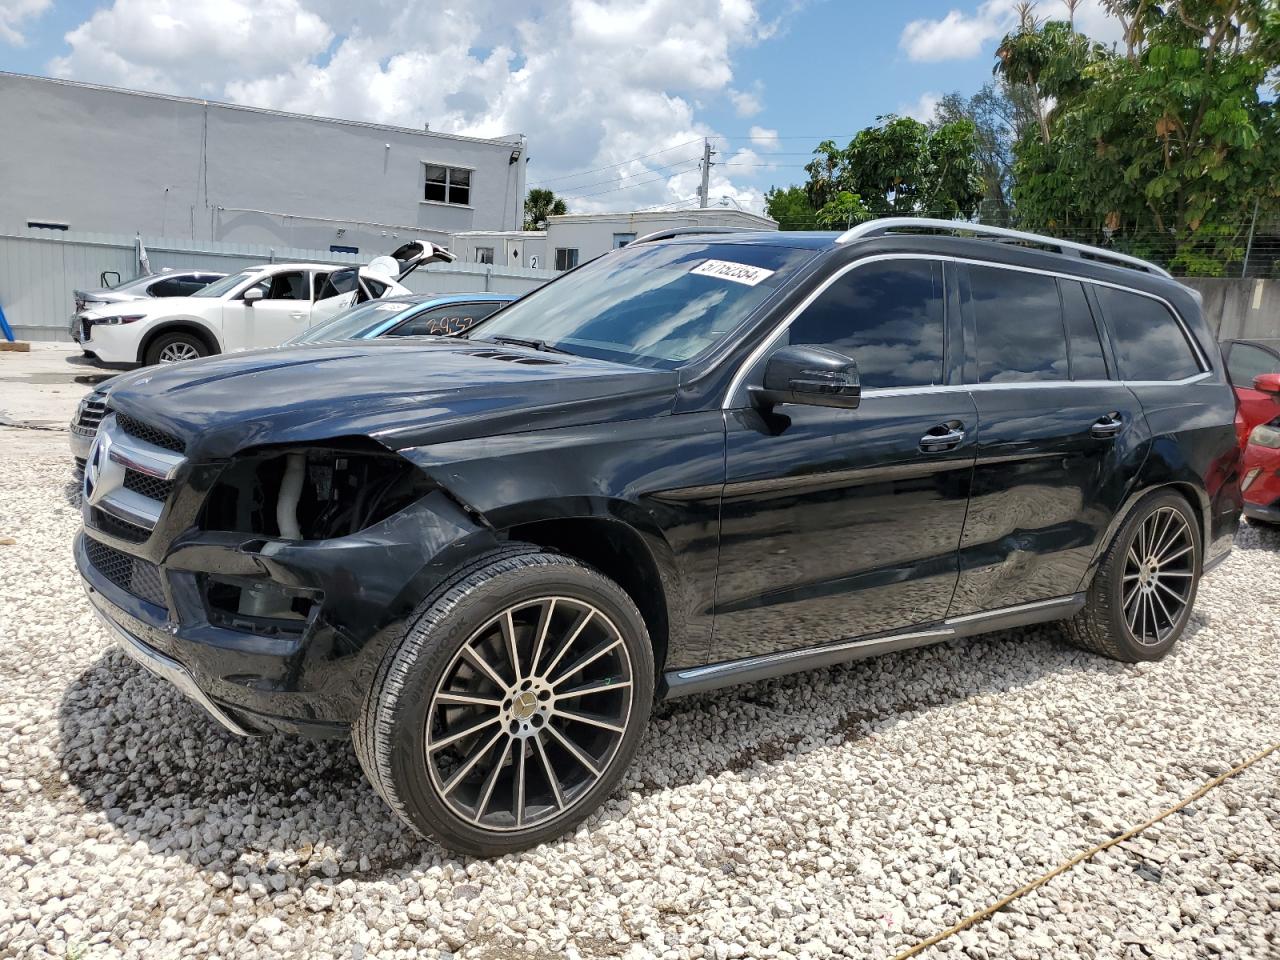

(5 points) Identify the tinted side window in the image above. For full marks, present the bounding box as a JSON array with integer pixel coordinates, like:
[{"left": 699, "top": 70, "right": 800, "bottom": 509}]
[
  {"left": 1093, "top": 286, "right": 1201, "bottom": 381},
  {"left": 1225, "top": 342, "right": 1280, "bottom": 389},
  {"left": 969, "top": 265, "right": 1067, "bottom": 383},
  {"left": 1060, "top": 280, "right": 1109, "bottom": 380},
  {"left": 391, "top": 303, "right": 501, "bottom": 337},
  {"left": 785, "top": 260, "right": 944, "bottom": 389},
  {"left": 147, "top": 278, "right": 187, "bottom": 297},
  {"left": 264, "top": 271, "right": 307, "bottom": 300}
]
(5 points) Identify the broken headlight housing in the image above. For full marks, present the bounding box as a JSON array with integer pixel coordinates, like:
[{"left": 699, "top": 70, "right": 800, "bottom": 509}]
[{"left": 200, "top": 439, "right": 435, "bottom": 540}]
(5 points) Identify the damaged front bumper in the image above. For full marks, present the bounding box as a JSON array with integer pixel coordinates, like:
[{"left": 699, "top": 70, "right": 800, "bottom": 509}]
[{"left": 75, "top": 488, "right": 498, "bottom": 738}]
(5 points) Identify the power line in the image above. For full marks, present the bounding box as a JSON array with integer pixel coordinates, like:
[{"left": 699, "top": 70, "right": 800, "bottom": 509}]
[
  {"left": 560, "top": 165, "right": 704, "bottom": 201},
  {"left": 531, "top": 138, "right": 704, "bottom": 187},
  {"left": 548, "top": 155, "right": 703, "bottom": 196}
]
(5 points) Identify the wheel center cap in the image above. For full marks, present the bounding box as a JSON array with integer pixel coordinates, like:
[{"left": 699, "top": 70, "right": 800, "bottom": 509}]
[{"left": 512, "top": 691, "right": 538, "bottom": 720}]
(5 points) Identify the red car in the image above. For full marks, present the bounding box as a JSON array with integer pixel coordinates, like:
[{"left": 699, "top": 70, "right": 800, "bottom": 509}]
[
  {"left": 1223, "top": 339, "right": 1280, "bottom": 447},
  {"left": 1242, "top": 379, "right": 1280, "bottom": 525}
]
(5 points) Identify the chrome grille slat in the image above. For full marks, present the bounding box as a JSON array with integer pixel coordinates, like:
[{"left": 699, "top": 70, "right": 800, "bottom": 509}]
[{"left": 84, "top": 415, "right": 188, "bottom": 535}]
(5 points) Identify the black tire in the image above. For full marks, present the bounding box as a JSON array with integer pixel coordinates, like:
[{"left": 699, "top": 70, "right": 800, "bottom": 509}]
[
  {"left": 353, "top": 547, "right": 655, "bottom": 856},
  {"left": 1064, "top": 490, "right": 1201, "bottom": 661},
  {"left": 144, "top": 331, "right": 209, "bottom": 366}
]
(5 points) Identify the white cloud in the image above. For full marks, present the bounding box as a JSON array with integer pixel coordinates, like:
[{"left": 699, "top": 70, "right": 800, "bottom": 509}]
[
  {"left": 748, "top": 125, "right": 779, "bottom": 150},
  {"left": 899, "top": 0, "right": 1120, "bottom": 63},
  {"left": 50, "top": 0, "right": 334, "bottom": 94},
  {"left": 900, "top": 3, "right": 1012, "bottom": 62},
  {"left": 49, "top": 0, "right": 782, "bottom": 213},
  {"left": 901, "top": 91, "right": 941, "bottom": 122},
  {"left": 727, "top": 86, "right": 763, "bottom": 117},
  {"left": 0, "top": 0, "right": 51, "bottom": 44}
]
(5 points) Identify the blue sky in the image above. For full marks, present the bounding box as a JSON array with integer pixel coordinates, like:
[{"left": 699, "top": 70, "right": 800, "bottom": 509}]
[{"left": 0, "top": 0, "right": 1121, "bottom": 213}]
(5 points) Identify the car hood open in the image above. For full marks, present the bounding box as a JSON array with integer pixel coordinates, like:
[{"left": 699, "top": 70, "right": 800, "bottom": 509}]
[{"left": 101, "top": 339, "right": 678, "bottom": 460}]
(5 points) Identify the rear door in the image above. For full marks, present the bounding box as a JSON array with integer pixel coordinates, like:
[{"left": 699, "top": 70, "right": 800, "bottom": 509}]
[
  {"left": 1223, "top": 340, "right": 1280, "bottom": 443},
  {"left": 713, "top": 257, "right": 978, "bottom": 661},
  {"left": 311, "top": 268, "right": 362, "bottom": 325},
  {"left": 949, "top": 264, "right": 1146, "bottom": 616}
]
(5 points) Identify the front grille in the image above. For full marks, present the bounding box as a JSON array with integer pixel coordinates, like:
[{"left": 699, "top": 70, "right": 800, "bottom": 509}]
[
  {"left": 123, "top": 469, "right": 173, "bottom": 502},
  {"left": 114, "top": 413, "right": 184, "bottom": 452},
  {"left": 85, "top": 538, "right": 167, "bottom": 610},
  {"left": 74, "top": 396, "right": 107, "bottom": 433},
  {"left": 89, "top": 507, "right": 151, "bottom": 544}
]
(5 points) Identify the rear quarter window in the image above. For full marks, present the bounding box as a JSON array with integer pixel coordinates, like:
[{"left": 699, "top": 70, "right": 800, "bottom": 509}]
[{"left": 1093, "top": 286, "right": 1202, "bottom": 381}]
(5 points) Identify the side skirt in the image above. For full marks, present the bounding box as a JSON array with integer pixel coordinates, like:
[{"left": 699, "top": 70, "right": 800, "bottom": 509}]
[{"left": 661, "top": 594, "right": 1085, "bottom": 699}]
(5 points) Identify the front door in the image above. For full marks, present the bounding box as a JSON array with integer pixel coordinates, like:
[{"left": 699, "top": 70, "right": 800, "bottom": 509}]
[
  {"left": 712, "top": 258, "right": 977, "bottom": 663},
  {"left": 242, "top": 270, "right": 310, "bottom": 348},
  {"left": 1224, "top": 340, "right": 1280, "bottom": 444},
  {"left": 948, "top": 263, "right": 1146, "bottom": 615}
]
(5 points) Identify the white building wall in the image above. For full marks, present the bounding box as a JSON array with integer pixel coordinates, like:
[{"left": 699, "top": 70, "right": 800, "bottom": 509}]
[{"left": 0, "top": 72, "right": 527, "bottom": 254}]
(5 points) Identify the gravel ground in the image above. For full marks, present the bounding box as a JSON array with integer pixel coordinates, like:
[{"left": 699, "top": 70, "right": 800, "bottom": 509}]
[{"left": 1, "top": 448, "right": 1278, "bottom": 960}]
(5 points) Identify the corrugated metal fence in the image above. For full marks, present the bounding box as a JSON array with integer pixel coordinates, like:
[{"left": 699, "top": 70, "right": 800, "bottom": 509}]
[
  {"left": 0, "top": 230, "right": 558, "bottom": 341},
  {"left": 2, "top": 230, "right": 1277, "bottom": 344}
]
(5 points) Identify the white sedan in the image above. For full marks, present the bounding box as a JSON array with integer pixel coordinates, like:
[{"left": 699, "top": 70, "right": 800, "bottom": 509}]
[{"left": 72, "top": 243, "right": 453, "bottom": 366}]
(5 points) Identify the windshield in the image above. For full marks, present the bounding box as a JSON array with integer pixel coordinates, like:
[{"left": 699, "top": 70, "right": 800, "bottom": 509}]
[
  {"left": 466, "top": 240, "right": 818, "bottom": 368},
  {"left": 289, "top": 299, "right": 421, "bottom": 344},
  {"left": 192, "top": 270, "right": 260, "bottom": 298}
]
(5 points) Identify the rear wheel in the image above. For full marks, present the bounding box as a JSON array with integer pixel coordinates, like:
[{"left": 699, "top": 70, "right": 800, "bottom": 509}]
[
  {"left": 145, "top": 331, "right": 208, "bottom": 365},
  {"left": 353, "top": 549, "right": 654, "bottom": 856},
  {"left": 1064, "top": 491, "right": 1201, "bottom": 661}
]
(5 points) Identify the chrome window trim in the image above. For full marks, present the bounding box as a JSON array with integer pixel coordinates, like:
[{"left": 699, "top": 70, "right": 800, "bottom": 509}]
[{"left": 720, "top": 253, "right": 1208, "bottom": 410}]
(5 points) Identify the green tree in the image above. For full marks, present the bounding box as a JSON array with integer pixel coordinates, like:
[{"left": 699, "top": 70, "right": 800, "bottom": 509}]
[
  {"left": 764, "top": 185, "right": 820, "bottom": 230},
  {"left": 801, "top": 115, "right": 985, "bottom": 222},
  {"left": 996, "top": 0, "right": 1280, "bottom": 275},
  {"left": 932, "top": 81, "right": 1039, "bottom": 224},
  {"left": 523, "top": 188, "right": 567, "bottom": 230}
]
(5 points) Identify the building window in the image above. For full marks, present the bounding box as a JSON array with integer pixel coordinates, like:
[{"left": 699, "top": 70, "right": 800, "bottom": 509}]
[
  {"left": 475, "top": 246, "right": 495, "bottom": 265},
  {"left": 424, "top": 164, "right": 472, "bottom": 205},
  {"left": 613, "top": 233, "right": 636, "bottom": 248},
  {"left": 555, "top": 248, "right": 580, "bottom": 271}
]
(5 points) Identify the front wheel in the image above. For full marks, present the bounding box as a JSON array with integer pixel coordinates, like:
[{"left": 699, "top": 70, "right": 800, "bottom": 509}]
[
  {"left": 1064, "top": 491, "right": 1201, "bottom": 661},
  {"left": 145, "top": 331, "right": 209, "bottom": 365},
  {"left": 353, "top": 549, "right": 654, "bottom": 856}
]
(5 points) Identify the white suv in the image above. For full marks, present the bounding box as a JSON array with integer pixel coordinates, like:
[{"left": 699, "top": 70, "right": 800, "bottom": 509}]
[{"left": 73, "top": 243, "right": 452, "bottom": 366}]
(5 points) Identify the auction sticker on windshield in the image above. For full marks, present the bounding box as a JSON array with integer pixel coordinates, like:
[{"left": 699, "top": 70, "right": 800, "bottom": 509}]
[{"left": 690, "top": 259, "right": 775, "bottom": 286}]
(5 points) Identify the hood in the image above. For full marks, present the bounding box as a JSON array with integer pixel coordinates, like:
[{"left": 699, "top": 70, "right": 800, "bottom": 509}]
[
  {"left": 102, "top": 339, "right": 678, "bottom": 460},
  {"left": 84, "top": 296, "right": 204, "bottom": 319}
]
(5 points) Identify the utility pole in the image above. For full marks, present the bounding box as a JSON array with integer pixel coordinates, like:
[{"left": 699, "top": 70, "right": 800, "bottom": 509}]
[
  {"left": 1242, "top": 197, "right": 1260, "bottom": 279},
  {"left": 698, "top": 138, "right": 715, "bottom": 208}
]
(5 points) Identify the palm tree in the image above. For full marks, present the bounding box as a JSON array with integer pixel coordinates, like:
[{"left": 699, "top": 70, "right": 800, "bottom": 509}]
[{"left": 524, "top": 188, "right": 568, "bottom": 230}]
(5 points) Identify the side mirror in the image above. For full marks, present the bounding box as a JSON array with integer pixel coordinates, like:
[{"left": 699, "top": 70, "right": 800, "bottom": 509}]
[
  {"left": 751, "top": 344, "right": 861, "bottom": 410},
  {"left": 243, "top": 287, "right": 265, "bottom": 304},
  {"left": 1254, "top": 373, "right": 1280, "bottom": 396}
]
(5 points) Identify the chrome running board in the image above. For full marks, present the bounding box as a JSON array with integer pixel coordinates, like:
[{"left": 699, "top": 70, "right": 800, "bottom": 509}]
[{"left": 662, "top": 594, "right": 1085, "bottom": 699}]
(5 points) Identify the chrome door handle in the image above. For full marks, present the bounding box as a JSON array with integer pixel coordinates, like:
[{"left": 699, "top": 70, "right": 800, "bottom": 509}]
[
  {"left": 920, "top": 422, "right": 966, "bottom": 452},
  {"left": 1091, "top": 413, "right": 1122, "bottom": 439},
  {"left": 290, "top": 312, "right": 305, "bottom": 320}
]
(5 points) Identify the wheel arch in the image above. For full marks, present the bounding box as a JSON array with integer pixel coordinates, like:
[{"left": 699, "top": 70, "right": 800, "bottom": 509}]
[
  {"left": 136, "top": 318, "right": 222, "bottom": 363},
  {"left": 499, "top": 510, "right": 674, "bottom": 675},
  {"left": 1080, "top": 479, "right": 1209, "bottom": 591}
]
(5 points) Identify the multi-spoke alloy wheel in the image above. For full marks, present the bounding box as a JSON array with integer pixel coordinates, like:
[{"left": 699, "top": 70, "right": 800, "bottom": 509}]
[
  {"left": 158, "top": 342, "right": 200, "bottom": 363},
  {"left": 1121, "top": 505, "right": 1195, "bottom": 645},
  {"left": 1064, "top": 491, "right": 1200, "bottom": 662},
  {"left": 426, "top": 597, "right": 634, "bottom": 831},
  {"left": 353, "top": 550, "right": 654, "bottom": 856}
]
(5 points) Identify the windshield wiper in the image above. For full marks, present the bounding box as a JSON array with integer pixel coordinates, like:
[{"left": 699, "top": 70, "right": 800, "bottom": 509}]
[{"left": 484, "top": 335, "right": 573, "bottom": 355}]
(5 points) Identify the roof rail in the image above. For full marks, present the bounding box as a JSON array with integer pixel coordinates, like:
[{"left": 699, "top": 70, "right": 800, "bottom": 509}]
[
  {"left": 837, "top": 217, "right": 1172, "bottom": 279},
  {"left": 631, "top": 226, "right": 746, "bottom": 245}
]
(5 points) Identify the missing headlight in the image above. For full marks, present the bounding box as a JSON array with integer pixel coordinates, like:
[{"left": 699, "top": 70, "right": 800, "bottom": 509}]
[{"left": 201, "top": 439, "right": 435, "bottom": 540}]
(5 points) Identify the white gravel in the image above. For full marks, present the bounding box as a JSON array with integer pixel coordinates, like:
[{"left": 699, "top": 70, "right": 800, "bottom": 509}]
[{"left": 1, "top": 448, "right": 1278, "bottom": 960}]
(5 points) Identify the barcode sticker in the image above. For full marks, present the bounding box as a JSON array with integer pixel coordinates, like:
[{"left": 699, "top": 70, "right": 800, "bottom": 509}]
[{"left": 690, "top": 259, "right": 775, "bottom": 286}]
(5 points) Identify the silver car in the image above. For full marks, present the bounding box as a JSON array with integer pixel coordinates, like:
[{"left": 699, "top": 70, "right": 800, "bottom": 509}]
[{"left": 69, "top": 270, "right": 226, "bottom": 337}]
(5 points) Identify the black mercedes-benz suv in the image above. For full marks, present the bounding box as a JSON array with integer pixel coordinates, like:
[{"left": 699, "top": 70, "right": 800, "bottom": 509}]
[{"left": 75, "top": 219, "right": 1241, "bottom": 854}]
